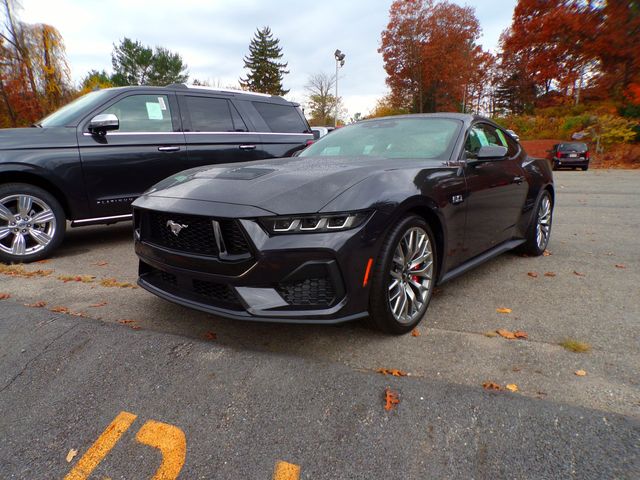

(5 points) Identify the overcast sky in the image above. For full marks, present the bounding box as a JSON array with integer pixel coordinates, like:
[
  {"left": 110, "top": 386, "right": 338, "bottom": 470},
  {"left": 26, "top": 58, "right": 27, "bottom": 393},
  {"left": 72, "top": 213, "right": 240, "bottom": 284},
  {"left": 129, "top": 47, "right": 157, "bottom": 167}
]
[{"left": 20, "top": 0, "right": 517, "bottom": 117}]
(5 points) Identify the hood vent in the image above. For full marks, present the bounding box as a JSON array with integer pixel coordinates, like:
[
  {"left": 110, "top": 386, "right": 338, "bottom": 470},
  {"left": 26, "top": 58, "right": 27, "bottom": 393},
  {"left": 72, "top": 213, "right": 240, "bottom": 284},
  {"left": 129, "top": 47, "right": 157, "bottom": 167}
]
[{"left": 215, "top": 167, "right": 275, "bottom": 180}]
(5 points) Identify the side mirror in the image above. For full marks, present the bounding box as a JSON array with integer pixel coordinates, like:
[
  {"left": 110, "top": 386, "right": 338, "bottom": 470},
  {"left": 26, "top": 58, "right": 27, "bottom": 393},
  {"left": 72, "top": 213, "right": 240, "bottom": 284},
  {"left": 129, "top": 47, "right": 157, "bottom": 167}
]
[
  {"left": 88, "top": 113, "right": 119, "bottom": 135},
  {"left": 476, "top": 145, "right": 508, "bottom": 160}
]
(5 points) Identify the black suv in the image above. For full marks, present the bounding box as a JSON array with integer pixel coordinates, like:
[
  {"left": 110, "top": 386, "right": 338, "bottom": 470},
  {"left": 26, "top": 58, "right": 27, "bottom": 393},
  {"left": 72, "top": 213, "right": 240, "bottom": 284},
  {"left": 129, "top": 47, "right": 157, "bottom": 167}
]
[
  {"left": 547, "top": 142, "right": 590, "bottom": 171},
  {"left": 0, "top": 84, "right": 312, "bottom": 263}
]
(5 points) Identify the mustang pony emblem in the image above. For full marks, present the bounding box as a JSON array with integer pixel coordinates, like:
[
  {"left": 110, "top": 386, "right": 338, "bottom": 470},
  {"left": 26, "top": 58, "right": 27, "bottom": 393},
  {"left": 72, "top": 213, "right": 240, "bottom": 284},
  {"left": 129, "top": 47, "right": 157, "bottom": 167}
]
[{"left": 166, "top": 220, "right": 188, "bottom": 236}]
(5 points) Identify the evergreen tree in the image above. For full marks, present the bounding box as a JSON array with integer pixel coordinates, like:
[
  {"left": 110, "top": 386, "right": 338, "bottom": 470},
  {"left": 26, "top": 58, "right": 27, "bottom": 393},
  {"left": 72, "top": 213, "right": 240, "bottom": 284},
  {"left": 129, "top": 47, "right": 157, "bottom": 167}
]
[
  {"left": 239, "top": 27, "right": 289, "bottom": 95},
  {"left": 111, "top": 38, "right": 188, "bottom": 87}
]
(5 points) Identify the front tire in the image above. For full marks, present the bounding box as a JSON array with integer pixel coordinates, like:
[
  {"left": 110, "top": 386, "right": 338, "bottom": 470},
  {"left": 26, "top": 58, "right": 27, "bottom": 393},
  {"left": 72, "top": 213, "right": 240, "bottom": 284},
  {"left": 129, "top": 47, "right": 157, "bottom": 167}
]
[
  {"left": 368, "top": 215, "right": 437, "bottom": 334},
  {"left": 516, "top": 190, "right": 553, "bottom": 256},
  {"left": 0, "top": 183, "right": 66, "bottom": 264}
]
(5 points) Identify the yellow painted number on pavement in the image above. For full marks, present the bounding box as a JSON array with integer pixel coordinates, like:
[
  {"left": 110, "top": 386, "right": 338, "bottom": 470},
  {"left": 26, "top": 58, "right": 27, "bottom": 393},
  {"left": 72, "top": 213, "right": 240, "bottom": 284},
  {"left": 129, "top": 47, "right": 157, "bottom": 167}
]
[{"left": 64, "top": 411, "right": 185, "bottom": 480}]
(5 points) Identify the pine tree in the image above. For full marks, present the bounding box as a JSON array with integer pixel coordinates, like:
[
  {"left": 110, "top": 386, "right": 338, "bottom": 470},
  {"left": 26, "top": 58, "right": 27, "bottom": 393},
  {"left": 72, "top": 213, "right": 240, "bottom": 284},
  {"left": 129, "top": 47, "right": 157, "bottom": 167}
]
[{"left": 239, "top": 27, "right": 289, "bottom": 95}]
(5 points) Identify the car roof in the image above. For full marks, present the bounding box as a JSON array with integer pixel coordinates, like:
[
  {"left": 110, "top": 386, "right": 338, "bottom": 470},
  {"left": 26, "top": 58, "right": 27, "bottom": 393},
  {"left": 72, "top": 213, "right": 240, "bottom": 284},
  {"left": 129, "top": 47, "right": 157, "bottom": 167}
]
[
  {"left": 100, "top": 84, "right": 295, "bottom": 106},
  {"left": 362, "top": 112, "right": 496, "bottom": 129}
]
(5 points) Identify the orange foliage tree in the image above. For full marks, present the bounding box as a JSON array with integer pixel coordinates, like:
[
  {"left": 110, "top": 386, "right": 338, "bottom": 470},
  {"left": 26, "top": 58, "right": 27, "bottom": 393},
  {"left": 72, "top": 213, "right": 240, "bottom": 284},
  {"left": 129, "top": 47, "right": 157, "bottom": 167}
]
[
  {"left": 0, "top": 0, "right": 72, "bottom": 127},
  {"left": 379, "top": 0, "right": 493, "bottom": 113}
]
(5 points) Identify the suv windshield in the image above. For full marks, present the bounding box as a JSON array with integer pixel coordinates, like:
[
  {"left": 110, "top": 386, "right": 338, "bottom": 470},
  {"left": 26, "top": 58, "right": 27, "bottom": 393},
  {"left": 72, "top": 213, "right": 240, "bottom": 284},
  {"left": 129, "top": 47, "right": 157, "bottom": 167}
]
[
  {"left": 39, "top": 89, "right": 114, "bottom": 127},
  {"left": 300, "top": 117, "right": 461, "bottom": 159}
]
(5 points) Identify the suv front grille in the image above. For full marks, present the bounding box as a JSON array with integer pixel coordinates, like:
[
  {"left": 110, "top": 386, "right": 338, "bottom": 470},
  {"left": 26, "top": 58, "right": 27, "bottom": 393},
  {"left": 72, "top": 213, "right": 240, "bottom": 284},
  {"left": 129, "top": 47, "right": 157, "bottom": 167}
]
[{"left": 142, "top": 211, "right": 250, "bottom": 257}]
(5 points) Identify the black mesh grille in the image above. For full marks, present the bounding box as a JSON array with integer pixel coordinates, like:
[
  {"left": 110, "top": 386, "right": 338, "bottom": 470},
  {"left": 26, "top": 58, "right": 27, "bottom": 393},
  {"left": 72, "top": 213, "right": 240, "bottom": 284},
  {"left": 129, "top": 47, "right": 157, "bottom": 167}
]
[
  {"left": 219, "top": 220, "right": 251, "bottom": 255},
  {"left": 276, "top": 276, "right": 336, "bottom": 307},
  {"left": 142, "top": 211, "right": 250, "bottom": 257},
  {"left": 192, "top": 279, "right": 239, "bottom": 305}
]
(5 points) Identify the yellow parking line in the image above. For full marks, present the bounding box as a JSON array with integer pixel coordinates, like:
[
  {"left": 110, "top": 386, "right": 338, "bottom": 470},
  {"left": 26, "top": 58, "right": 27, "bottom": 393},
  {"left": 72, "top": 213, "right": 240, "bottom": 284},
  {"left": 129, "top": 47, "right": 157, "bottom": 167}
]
[
  {"left": 135, "top": 420, "right": 186, "bottom": 480},
  {"left": 273, "top": 461, "right": 301, "bottom": 480},
  {"left": 63, "top": 411, "right": 137, "bottom": 480}
]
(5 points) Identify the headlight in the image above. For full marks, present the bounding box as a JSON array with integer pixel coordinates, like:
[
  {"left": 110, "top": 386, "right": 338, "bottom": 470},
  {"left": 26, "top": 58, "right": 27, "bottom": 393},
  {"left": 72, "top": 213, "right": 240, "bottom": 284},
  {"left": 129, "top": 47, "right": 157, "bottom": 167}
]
[{"left": 260, "top": 211, "right": 371, "bottom": 234}]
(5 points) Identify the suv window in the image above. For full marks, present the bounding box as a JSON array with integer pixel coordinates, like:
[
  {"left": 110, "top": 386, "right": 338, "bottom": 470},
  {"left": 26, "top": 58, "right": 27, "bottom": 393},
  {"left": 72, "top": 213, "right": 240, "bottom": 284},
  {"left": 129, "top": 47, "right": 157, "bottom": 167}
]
[
  {"left": 185, "top": 96, "right": 247, "bottom": 132},
  {"left": 100, "top": 95, "right": 173, "bottom": 132},
  {"left": 253, "top": 102, "right": 307, "bottom": 133},
  {"left": 465, "top": 123, "right": 508, "bottom": 158}
]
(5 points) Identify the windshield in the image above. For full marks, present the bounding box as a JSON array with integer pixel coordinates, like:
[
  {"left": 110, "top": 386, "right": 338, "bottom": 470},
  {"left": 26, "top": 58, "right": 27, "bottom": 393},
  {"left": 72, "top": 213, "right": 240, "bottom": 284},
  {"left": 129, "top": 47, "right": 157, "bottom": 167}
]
[
  {"left": 300, "top": 117, "right": 461, "bottom": 160},
  {"left": 39, "top": 89, "right": 114, "bottom": 127}
]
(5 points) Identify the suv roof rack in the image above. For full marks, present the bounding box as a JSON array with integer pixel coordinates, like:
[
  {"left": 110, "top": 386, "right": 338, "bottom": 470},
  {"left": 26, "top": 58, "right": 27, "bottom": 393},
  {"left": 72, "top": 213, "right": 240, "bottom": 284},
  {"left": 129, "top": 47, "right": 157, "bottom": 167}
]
[{"left": 167, "top": 83, "right": 273, "bottom": 98}]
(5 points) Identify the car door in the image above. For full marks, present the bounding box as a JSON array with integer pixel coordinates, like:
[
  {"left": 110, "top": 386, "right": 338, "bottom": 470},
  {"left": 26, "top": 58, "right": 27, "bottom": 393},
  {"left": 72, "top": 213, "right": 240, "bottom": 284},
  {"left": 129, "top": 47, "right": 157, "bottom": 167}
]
[
  {"left": 462, "top": 123, "right": 528, "bottom": 258},
  {"left": 77, "top": 92, "right": 187, "bottom": 218},
  {"left": 179, "top": 94, "right": 264, "bottom": 166}
]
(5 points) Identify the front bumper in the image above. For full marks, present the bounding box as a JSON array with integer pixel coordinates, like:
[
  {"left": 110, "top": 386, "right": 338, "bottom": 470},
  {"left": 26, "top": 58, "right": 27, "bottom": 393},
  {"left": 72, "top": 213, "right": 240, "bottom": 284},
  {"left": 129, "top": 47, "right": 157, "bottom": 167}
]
[{"left": 133, "top": 201, "right": 381, "bottom": 324}]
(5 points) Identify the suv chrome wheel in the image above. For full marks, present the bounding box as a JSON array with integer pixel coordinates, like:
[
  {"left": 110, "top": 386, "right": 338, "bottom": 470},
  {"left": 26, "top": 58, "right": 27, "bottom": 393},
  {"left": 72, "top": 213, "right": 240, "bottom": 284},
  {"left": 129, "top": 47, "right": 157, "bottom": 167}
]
[
  {"left": 388, "top": 227, "right": 434, "bottom": 325},
  {"left": 536, "top": 195, "right": 552, "bottom": 251},
  {"left": 0, "top": 194, "right": 57, "bottom": 257}
]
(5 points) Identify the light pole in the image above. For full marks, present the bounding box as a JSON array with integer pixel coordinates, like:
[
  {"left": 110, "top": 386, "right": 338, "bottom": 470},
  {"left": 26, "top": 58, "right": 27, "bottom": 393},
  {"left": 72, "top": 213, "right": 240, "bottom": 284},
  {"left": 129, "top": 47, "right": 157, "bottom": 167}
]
[{"left": 334, "top": 49, "right": 345, "bottom": 127}]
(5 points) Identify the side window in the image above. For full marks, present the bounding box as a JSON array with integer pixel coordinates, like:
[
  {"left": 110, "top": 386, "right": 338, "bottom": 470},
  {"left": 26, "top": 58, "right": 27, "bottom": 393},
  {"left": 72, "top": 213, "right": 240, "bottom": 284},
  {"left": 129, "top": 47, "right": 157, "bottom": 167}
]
[
  {"left": 100, "top": 95, "right": 172, "bottom": 132},
  {"left": 184, "top": 96, "right": 246, "bottom": 132},
  {"left": 252, "top": 102, "right": 307, "bottom": 133},
  {"left": 465, "top": 124, "right": 507, "bottom": 159},
  {"left": 502, "top": 132, "right": 519, "bottom": 157}
]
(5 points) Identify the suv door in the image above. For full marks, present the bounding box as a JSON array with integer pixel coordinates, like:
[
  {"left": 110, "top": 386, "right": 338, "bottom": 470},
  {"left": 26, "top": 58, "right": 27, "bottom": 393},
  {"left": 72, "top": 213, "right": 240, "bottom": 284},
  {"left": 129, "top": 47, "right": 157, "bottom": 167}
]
[
  {"left": 77, "top": 92, "right": 187, "bottom": 218},
  {"left": 462, "top": 123, "right": 528, "bottom": 257},
  {"left": 179, "top": 94, "right": 263, "bottom": 166}
]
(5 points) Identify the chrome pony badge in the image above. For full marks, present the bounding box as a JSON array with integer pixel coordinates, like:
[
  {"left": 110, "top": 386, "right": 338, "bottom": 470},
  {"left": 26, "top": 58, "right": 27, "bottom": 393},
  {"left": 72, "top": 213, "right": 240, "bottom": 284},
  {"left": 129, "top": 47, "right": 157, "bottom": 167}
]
[{"left": 166, "top": 220, "right": 188, "bottom": 237}]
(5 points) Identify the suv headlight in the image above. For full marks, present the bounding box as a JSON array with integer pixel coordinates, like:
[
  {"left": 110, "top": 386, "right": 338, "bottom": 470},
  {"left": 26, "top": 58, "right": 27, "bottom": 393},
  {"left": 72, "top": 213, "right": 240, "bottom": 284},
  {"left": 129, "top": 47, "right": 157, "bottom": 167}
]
[{"left": 260, "top": 211, "right": 371, "bottom": 234}]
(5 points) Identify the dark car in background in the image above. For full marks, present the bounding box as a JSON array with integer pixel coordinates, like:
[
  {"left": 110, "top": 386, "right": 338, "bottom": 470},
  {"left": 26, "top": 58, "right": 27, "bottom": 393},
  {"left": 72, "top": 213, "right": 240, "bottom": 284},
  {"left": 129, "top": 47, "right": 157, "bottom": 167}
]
[
  {"left": 133, "top": 114, "right": 554, "bottom": 334},
  {"left": 0, "top": 84, "right": 312, "bottom": 263},
  {"left": 547, "top": 142, "right": 590, "bottom": 170}
]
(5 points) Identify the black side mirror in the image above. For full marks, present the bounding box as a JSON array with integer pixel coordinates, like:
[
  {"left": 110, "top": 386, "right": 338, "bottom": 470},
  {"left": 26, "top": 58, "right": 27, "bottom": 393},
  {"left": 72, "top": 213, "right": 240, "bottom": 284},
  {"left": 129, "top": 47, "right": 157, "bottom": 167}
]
[
  {"left": 88, "top": 113, "right": 119, "bottom": 135},
  {"left": 470, "top": 145, "right": 508, "bottom": 164}
]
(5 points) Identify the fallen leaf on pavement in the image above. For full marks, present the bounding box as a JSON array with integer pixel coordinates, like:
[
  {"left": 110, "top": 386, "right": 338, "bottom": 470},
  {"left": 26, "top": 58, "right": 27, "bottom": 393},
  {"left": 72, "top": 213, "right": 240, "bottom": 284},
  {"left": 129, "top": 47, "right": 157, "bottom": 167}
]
[
  {"left": 544, "top": 271, "right": 556, "bottom": 277},
  {"left": 58, "top": 274, "right": 95, "bottom": 283},
  {"left": 0, "top": 293, "right": 10, "bottom": 299},
  {"left": 384, "top": 388, "right": 400, "bottom": 411},
  {"left": 35, "top": 259, "right": 51, "bottom": 264},
  {"left": 25, "top": 301, "right": 46, "bottom": 308},
  {"left": 482, "top": 381, "right": 502, "bottom": 391},
  {"left": 130, "top": 325, "right": 141, "bottom": 330},
  {"left": 615, "top": 264, "right": 626, "bottom": 269},
  {"left": 496, "top": 307, "right": 512, "bottom": 314},
  {"left": 573, "top": 271, "right": 586, "bottom": 277},
  {"left": 513, "top": 330, "right": 529, "bottom": 339},
  {"left": 49, "top": 306, "right": 70, "bottom": 313},
  {"left": 203, "top": 331, "right": 217, "bottom": 340},
  {"left": 505, "top": 384, "right": 519, "bottom": 392},
  {"left": 527, "top": 272, "right": 538, "bottom": 278},
  {"left": 66, "top": 448, "right": 78, "bottom": 463},
  {"left": 543, "top": 250, "right": 552, "bottom": 256},
  {"left": 484, "top": 331, "right": 498, "bottom": 338},
  {"left": 69, "top": 311, "right": 88, "bottom": 318},
  {"left": 411, "top": 328, "right": 421, "bottom": 337},
  {"left": 376, "top": 368, "right": 408, "bottom": 377},
  {"left": 94, "top": 261, "right": 108, "bottom": 266},
  {"left": 497, "top": 329, "right": 516, "bottom": 339},
  {"left": 117, "top": 319, "right": 136, "bottom": 324},
  {"left": 89, "top": 302, "right": 107, "bottom": 308},
  {"left": 575, "top": 369, "right": 587, "bottom": 376},
  {"left": 100, "top": 278, "right": 136, "bottom": 288}
]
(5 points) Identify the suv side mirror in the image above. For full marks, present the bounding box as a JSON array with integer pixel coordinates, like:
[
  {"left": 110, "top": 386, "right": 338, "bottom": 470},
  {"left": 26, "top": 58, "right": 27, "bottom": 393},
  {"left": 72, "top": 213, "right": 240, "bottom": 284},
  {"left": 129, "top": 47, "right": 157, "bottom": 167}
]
[
  {"left": 476, "top": 145, "right": 508, "bottom": 161},
  {"left": 88, "top": 114, "right": 119, "bottom": 135}
]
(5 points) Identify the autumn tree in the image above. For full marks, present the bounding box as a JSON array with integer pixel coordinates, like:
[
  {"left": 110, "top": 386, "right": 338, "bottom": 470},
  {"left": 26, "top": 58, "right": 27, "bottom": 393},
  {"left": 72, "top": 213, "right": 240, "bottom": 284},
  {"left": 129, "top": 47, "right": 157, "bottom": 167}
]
[
  {"left": 79, "top": 69, "right": 113, "bottom": 95},
  {"left": 111, "top": 38, "right": 188, "bottom": 86},
  {"left": 0, "top": 0, "right": 71, "bottom": 126},
  {"left": 304, "top": 72, "right": 338, "bottom": 125},
  {"left": 240, "top": 27, "right": 289, "bottom": 95},
  {"left": 379, "top": 0, "right": 491, "bottom": 113}
]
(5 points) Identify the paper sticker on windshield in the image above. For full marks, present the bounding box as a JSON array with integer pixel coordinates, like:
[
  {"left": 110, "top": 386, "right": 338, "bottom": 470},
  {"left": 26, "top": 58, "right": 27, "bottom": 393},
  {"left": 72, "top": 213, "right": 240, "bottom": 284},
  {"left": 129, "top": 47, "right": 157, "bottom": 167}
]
[
  {"left": 146, "top": 102, "right": 163, "bottom": 120},
  {"left": 158, "top": 97, "right": 167, "bottom": 110}
]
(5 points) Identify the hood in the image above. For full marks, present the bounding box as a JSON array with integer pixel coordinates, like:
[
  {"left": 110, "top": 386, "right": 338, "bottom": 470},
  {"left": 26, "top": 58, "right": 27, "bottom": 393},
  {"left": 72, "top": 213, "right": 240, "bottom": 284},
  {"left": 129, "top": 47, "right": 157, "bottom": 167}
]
[
  {"left": 0, "top": 127, "right": 78, "bottom": 151},
  {"left": 143, "top": 155, "right": 446, "bottom": 215}
]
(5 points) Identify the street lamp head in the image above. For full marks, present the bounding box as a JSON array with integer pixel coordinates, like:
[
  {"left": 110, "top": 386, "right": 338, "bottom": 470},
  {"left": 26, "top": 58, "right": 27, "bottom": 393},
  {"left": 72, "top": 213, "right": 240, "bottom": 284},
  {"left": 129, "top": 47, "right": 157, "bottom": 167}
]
[{"left": 334, "top": 49, "right": 346, "bottom": 63}]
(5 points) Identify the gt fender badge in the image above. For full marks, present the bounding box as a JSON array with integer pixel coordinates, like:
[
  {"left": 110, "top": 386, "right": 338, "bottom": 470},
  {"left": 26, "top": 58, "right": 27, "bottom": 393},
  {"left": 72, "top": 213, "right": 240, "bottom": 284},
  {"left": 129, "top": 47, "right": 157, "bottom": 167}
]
[
  {"left": 166, "top": 220, "right": 188, "bottom": 236},
  {"left": 451, "top": 194, "right": 464, "bottom": 205}
]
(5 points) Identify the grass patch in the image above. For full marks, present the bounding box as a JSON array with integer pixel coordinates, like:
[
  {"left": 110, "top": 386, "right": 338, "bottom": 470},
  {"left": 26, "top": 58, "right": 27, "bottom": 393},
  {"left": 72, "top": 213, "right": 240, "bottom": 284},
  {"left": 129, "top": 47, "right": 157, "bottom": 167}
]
[{"left": 559, "top": 338, "right": 591, "bottom": 353}]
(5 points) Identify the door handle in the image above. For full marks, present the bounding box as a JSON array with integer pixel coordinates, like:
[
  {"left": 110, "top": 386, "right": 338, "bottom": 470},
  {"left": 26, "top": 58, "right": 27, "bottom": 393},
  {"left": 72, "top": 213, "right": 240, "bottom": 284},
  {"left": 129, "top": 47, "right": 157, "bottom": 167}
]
[
  {"left": 158, "top": 146, "right": 181, "bottom": 152},
  {"left": 513, "top": 176, "right": 524, "bottom": 184},
  {"left": 239, "top": 144, "right": 256, "bottom": 150}
]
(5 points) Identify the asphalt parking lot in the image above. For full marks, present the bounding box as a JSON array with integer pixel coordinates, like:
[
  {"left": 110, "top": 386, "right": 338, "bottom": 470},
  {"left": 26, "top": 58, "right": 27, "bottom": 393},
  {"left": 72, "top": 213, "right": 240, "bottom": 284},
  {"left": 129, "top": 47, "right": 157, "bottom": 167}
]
[{"left": 1, "top": 170, "right": 639, "bottom": 478}]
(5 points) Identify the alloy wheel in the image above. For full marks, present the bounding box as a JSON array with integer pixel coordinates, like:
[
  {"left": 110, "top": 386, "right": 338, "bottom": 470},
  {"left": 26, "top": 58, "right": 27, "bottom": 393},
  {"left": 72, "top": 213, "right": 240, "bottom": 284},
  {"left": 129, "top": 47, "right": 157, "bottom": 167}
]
[
  {"left": 388, "top": 227, "right": 434, "bottom": 325},
  {"left": 536, "top": 195, "right": 552, "bottom": 250},
  {"left": 0, "top": 194, "right": 57, "bottom": 257}
]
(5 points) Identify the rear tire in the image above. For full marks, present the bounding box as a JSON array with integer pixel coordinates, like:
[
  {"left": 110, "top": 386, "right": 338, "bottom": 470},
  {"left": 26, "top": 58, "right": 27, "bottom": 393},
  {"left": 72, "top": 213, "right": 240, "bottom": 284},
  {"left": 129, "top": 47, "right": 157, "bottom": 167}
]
[
  {"left": 516, "top": 190, "right": 553, "bottom": 257},
  {"left": 582, "top": 166, "right": 588, "bottom": 171},
  {"left": 0, "top": 183, "right": 66, "bottom": 264},
  {"left": 368, "top": 215, "right": 437, "bottom": 334}
]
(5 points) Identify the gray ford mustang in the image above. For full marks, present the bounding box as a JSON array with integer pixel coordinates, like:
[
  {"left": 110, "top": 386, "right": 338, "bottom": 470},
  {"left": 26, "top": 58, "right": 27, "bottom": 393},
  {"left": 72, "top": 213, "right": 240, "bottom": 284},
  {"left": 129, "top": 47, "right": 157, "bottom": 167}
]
[{"left": 132, "top": 114, "right": 553, "bottom": 334}]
